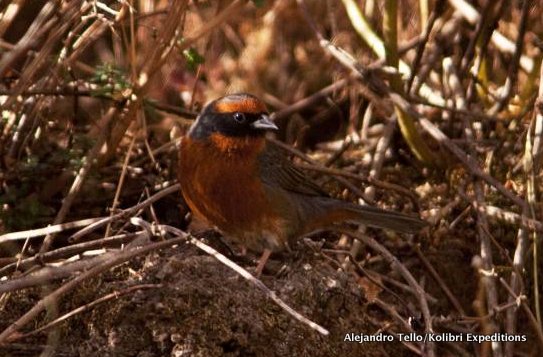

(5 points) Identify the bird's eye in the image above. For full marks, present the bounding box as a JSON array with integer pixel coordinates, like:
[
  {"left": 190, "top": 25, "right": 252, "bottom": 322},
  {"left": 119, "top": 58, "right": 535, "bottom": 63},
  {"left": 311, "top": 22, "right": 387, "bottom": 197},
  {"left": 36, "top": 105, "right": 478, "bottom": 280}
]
[{"left": 233, "top": 112, "right": 246, "bottom": 123}]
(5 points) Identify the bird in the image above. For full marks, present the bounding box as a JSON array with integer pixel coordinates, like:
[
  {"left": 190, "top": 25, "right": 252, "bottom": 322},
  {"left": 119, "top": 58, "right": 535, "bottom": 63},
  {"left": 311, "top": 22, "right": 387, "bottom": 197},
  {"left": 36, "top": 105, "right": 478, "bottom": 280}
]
[{"left": 178, "top": 93, "right": 426, "bottom": 275}]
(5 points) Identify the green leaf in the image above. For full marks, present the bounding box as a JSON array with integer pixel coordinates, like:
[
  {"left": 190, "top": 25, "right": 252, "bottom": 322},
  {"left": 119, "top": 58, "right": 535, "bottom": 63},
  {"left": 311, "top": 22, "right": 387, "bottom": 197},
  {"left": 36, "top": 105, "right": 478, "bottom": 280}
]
[
  {"left": 183, "top": 47, "right": 205, "bottom": 72},
  {"left": 90, "top": 64, "right": 130, "bottom": 99}
]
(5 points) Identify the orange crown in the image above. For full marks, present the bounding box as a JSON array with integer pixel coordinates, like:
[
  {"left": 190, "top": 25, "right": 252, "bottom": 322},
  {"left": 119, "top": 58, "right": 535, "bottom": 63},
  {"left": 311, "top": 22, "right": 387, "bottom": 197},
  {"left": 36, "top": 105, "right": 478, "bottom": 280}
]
[{"left": 212, "top": 94, "right": 267, "bottom": 114}]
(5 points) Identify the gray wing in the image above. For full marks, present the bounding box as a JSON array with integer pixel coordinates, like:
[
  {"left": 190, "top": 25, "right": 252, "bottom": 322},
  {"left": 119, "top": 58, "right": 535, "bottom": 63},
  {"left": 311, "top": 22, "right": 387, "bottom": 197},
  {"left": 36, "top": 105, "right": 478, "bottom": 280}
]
[
  {"left": 258, "top": 141, "right": 427, "bottom": 235},
  {"left": 257, "top": 142, "right": 329, "bottom": 197}
]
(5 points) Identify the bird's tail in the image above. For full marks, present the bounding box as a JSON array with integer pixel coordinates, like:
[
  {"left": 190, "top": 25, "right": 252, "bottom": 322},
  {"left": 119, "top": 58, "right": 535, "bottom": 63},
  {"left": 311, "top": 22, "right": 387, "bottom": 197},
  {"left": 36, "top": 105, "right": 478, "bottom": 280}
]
[
  {"left": 301, "top": 198, "right": 427, "bottom": 234},
  {"left": 341, "top": 203, "right": 427, "bottom": 233}
]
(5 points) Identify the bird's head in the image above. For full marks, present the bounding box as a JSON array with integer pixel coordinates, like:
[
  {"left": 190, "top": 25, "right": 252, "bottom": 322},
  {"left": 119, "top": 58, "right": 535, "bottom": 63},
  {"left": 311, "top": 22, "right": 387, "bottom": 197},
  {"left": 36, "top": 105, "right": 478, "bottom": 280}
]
[{"left": 188, "top": 93, "right": 278, "bottom": 141}]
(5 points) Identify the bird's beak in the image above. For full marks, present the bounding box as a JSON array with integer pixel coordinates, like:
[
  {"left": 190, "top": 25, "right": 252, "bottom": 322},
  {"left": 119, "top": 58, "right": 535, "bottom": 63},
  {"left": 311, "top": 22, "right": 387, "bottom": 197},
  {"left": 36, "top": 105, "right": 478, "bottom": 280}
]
[{"left": 251, "top": 114, "right": 278, "bottom": 131}]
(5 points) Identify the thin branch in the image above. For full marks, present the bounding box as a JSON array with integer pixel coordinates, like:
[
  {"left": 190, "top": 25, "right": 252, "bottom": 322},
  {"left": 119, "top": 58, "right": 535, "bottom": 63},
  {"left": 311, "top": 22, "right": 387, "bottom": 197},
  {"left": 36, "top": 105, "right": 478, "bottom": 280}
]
[{"left": 0, "top": 217, "right": 106, "bottom": 244}]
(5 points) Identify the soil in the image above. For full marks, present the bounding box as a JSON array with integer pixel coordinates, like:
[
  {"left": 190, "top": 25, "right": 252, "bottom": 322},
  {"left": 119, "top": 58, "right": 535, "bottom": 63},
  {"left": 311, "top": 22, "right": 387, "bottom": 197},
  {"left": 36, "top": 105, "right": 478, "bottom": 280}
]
[{"left": 0, "top": 240, "right": 425, "bottom": 357}]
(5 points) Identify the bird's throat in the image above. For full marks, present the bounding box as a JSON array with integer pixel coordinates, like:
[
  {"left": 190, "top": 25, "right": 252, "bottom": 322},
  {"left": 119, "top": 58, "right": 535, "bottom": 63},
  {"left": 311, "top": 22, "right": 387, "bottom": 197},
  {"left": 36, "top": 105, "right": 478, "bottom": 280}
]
[{"left": 209, "top": 133, "right": 266, "bottom": 156}]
